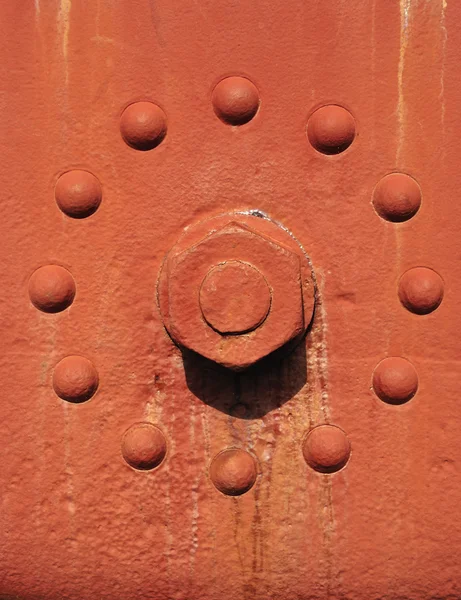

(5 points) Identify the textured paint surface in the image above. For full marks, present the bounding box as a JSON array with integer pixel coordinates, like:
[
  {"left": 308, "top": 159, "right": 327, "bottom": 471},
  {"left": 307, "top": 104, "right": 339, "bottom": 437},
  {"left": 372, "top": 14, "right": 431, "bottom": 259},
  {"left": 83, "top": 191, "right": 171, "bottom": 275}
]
[
  {"left": 0, "top": 1, "right": 460, "bottom": 599},
  {"left": 158, "top": 214, "right": 315, "bottom": 369}
]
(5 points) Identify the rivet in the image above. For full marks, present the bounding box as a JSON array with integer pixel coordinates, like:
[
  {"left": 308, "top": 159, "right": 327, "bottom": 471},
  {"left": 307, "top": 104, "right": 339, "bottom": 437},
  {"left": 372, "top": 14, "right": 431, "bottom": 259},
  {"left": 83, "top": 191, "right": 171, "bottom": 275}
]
[
  {"left": 55, "top": 170, "right": 102, "bottom": 218},
  {"left": 398, "top": 267, "right": 444, "bottom": 315},
  {"left": 28, "top": 265, "right": 76, "bottom": 313},
  {"left": 373, "top": 173, "right": 421, "bottom": 222},
  {"left": 302, "top": 425, "right": 351, "bottom": 473},
  {"left": 53, "top": 356, "right": 99, "bottom": 403},
  {"left": 199, "top": 261, "right": 271, "bottom": 335},
  {"left": 210, "top": 448, "right": 257, "bottom": 496},
  {"left": 372, "top": 357, "right": 418, "bottom": 405},
  {"left": 307, "top": 105, "right": 356, "bottom": 154},
  {"left": 120, "top": 102, "right": 167, "bottom": 151},
  {"left": 121, "top": 423, "right": 167, "bottom": 471},
  {"left": 212, "top": 76, "right": 260, "bottom": 125}
]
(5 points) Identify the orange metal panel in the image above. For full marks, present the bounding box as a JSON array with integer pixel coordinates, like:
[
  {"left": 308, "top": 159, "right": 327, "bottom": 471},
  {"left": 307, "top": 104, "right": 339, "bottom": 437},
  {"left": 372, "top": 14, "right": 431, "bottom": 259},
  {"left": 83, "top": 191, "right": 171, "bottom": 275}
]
[{"left": 1, "top": 1, "right": 460, "bottom": 599}]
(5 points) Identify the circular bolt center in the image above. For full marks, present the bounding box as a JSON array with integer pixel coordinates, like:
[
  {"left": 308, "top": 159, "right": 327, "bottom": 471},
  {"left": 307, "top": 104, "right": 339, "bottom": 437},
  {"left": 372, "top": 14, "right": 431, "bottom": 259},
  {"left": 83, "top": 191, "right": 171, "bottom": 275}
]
[{"left": 199, "top": 261, "right": 271, "bottom": 335}]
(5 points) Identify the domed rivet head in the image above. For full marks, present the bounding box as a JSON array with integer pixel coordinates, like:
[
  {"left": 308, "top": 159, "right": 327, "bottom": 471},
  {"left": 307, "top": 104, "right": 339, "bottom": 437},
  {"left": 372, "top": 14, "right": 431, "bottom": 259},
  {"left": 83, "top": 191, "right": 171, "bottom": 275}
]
[
  {"left": 302, "top": 425, "right": 351, "bottom": 473},
  {"left": 199, "top": 261, "right": 271, "bottom": 335},
  {"left": 210, "top": 448, "right": 258, "bottom": 496},
  {"left": 307, "top": 105, "right": 356, "bottom": 154},
  {"left": 373, "top": 173, "right": 421, "bottom": 222},
  {"left": 55, "top": 170, "right": 102, "bottom": 219},
  {"left": 28, "top": 265, "right": 76, "bottom": 313},
  {"left": 53, "top": 356, "right": 99, "bottom": 403},
  {"left": 212, "top": 76, "right": 260, "bottom": 125},
  {"left": 398, "top": 267, "right": 444, "bottom": 315},
  {"left": 372, "top": 357, "right": 418, "bottom": 405},
  {"left": 121, "top": 423, "right": 167, "bottom": 471},
  {"left": 120, "top": 102, "right": 167, "bottom": 151}
]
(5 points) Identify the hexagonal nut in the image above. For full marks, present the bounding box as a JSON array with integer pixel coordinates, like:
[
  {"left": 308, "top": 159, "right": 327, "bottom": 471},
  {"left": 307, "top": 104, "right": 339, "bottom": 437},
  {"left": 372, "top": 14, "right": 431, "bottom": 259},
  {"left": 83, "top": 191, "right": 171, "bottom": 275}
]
[{"left": 158, "top": 213, "right": 315, "bottom": 370}]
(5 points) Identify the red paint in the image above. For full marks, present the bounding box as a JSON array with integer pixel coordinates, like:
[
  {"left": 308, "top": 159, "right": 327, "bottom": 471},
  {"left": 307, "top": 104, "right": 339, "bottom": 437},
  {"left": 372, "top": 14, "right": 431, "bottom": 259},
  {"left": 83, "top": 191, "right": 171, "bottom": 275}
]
[
  {"left": 121, "top": 423, "right": 167, "bottom": 470},
  {"left": 302, "top": 425, "right": 351, "bottom": 473},
  {"left": 209, "top": 448, "right": 258, "bottom": 496},
  {"left": 211, "top": 76, "right": 260, "bottom": 125},
  {"left": 158, "top": 213, "right": 315, "bottom": 369},
  {"left": 307, "top": 105, "right": 356, "bottom": 154},
  {"left": 55, "top": 170, "right": 102, "bottom": 219},
  {"left": 373, "top": 172, "right": 421, "bottom": 222},
  {"left": 28, "top": 265, "right": 76, "bottom": 313},
  {"left": 199, "top": 261, "right": 271, "bottom": 334},
  {"left": 398, "top": 267, "right": 444, "bottom": 315},
  {"left": 119, "top": 102, "right": 167, "bottom": 150},
  {"left": 2, "top": 1, "right": 461, "bottom": 599},
  {"left": 52, "top": 355, "right": 99, "bottom": 403},
  {"left": 372, "top": 357, "right": 418, "bottom": 405}
]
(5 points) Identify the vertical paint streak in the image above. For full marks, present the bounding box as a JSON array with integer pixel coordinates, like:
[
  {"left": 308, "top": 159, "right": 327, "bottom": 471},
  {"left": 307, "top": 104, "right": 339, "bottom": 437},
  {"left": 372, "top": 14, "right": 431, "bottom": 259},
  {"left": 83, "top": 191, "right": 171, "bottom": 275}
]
[
  {"left": 58, "top": 0, "right": 72, "bottom": 84},
  {"left": 275, "top": 213, "right": 330, "bottom": 426},
  {"left": 189, "top": 399, "right": 199, "bottom": 576},
  {"left": 371, "top": 0, "right": 377, "bottom": 146},
  {"left": 190, "top": 474, "right": 200, "bottom": 574},
  {"left": 307, "top": 273, "right": 330, "bottom": 424},
  {"left": 35, "top": 318, "right": 58, "bottom": 538},
  {"left": 440, "top": 0, "right": 448, "bottom": 144},
  {"left": 62, "top": 403, "right": 76, "bottom": 525},
  {"left": 397, "top": 0, "right": 411, "bottom": 165},
  {"left": 34, "top": 0, "right": 40, "bottom": 22},
  {"left": 316, "top": 293, "right": 330, "bottom": 422},
  {"left": 164, "top": 375, "right": 176, "bottom": 576},
  {"left": 319, "top": 479, "right": 333, "bottom": 596}
]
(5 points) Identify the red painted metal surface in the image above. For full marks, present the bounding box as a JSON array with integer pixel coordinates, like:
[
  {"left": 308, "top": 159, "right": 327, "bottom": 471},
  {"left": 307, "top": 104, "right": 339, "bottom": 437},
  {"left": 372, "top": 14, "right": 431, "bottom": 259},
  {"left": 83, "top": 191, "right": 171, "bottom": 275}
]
[
  {"left": 158, "top": 213, "right": 315, "bottom": 369},
  {"left": 1, "top": 1, "right": 460, "bottom": 599}
]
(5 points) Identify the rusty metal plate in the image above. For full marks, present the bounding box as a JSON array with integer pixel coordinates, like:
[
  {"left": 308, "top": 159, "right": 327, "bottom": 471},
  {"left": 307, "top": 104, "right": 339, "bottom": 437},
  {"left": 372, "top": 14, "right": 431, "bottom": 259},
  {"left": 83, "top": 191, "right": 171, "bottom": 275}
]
[{"left": 1, "top": 1, "right": 460, "bottom": 599}]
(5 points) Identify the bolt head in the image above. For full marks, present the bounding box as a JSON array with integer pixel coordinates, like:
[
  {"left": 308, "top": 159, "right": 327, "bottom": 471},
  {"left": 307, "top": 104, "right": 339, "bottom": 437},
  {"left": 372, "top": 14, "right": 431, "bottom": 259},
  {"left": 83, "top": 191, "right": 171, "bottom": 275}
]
[{"left": 158, "top": 214, "right": 315, "bottom": 370}]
